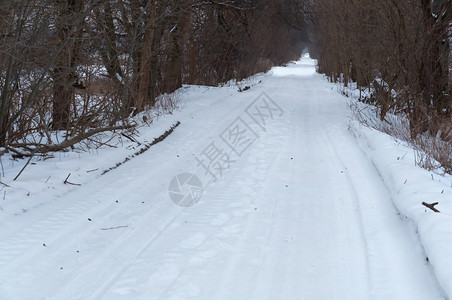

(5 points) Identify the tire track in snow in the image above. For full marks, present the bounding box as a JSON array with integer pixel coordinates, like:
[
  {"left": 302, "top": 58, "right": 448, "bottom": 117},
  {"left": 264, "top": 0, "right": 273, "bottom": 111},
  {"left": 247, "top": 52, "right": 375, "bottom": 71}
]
[
  {"left": 321, "top": 111, "right": 445, "bottom": 299},
  {"left": 0, "top": 58, "right": 445, "bottom": 299}
]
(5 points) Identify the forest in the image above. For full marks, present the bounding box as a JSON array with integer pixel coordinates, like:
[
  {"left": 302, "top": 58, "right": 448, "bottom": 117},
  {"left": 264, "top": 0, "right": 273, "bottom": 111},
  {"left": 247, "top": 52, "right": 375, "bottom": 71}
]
[
  {"left": 0, "top": 0, "right": 308, "bottom": 154},
  {"left": 0, "top": 0, "right": 451, "bottom": 171},
  {"left": 310, "top": 0, "right": 451, "bottom": 172},
  {"left": 1, "top": 2, "right": 452, "bottom": 298}
]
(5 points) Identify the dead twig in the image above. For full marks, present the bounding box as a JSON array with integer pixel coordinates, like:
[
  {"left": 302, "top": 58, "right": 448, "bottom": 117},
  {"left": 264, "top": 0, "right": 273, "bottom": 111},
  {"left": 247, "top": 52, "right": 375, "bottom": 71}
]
[
  {"left": 422, "top": 202, "right": 440, "bottom": 213},
  {"left": 5, "top": 146, "right": 28, "bottom": 159},
  {"left": 0, "top": 181, "right": 10, "bottom": 188},
  {"left": 64, "top": 173, "right": 81, "bottom": 186},
  {"left": 13, "top": 155, "right": 34, "bottom": 181},
  {"left": 101, "top": 121, "right": 180, "bottom": 175},
  {"left": 100, "top": 225, "right": 129, "bottom": 230},
  {"left": 11, "top": 124, "right": 135, "bottom": 156},
  {"left": 86, "top": 137, "right": 118, "bottom": 149},
  {"left": 121, "top": 132, "right": 141, "bottom": 145}
]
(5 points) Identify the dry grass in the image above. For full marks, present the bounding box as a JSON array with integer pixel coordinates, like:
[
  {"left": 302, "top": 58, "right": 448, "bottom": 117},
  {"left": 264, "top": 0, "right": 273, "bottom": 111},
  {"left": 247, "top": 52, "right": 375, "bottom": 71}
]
[{"left": 351, "top": 101, "right": 452, "bottom": 175}]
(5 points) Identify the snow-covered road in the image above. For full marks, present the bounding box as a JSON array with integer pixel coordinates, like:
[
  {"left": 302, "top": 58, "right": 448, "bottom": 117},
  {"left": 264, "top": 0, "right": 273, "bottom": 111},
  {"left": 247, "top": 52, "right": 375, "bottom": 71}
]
[{"left": 0, "top": 58, "right": 445, "bottom": 299}]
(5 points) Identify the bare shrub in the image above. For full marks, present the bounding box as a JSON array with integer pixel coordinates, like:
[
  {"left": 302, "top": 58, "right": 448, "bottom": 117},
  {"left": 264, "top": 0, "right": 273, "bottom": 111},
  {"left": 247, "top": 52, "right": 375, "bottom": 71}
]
[
  {"left": 154, "top": 92, "right": 183, "bottom": 117},
  {"left": 1, "top": 0, "right": 309, "bottom": 158},
  {"left": 314, "top": 0, "right": 452, "bottom": 174},
  {"left": 351, "top": 101, "right": 452, "bottom": 174}
]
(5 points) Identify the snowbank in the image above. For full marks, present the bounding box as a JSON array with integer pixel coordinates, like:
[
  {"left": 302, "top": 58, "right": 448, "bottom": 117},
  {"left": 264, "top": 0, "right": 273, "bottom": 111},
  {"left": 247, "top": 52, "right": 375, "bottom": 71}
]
[{"left": 350, "top": 121, "right": 452, "bottom": 298}]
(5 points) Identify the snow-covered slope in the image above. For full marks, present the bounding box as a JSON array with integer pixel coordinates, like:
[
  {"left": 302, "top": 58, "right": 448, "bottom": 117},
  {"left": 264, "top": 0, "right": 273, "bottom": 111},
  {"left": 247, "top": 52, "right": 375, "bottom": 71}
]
[
  {"left": 351, "top": 122, "right": 452, "bottom": 298},
  {"left": 0, "top": 58, "right": 448, "bottom": 299}
]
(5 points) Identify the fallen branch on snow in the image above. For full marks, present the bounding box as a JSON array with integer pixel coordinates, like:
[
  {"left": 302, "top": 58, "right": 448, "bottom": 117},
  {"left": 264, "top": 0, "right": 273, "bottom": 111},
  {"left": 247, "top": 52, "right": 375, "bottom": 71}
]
[
  {"left": 101, "top": 121, "right": 180, "bottom": 175},
  {"left": 64, "top": 173, "right": 81, "bottom": 186},
  {"left": 9, "top": 124, "right": 135, "bottom": 156},
  {"left": 100, "top": 225, "right": 129, "bottom": 230},
  {"left": 422, "top": 202, "right": 441, "bottom": 213}
]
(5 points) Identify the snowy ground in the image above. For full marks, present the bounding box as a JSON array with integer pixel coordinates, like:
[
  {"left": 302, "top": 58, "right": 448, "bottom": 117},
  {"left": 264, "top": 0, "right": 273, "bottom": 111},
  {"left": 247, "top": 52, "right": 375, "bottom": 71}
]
[{"left": 0, "top": 57, "right": 449, "bottom": 299}]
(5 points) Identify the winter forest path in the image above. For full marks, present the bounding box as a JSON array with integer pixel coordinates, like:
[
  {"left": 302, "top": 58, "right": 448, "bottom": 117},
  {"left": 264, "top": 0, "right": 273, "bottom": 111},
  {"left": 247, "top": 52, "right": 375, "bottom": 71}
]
[{"left": 0, "top": 58, "right": 445, "bottom": 299}]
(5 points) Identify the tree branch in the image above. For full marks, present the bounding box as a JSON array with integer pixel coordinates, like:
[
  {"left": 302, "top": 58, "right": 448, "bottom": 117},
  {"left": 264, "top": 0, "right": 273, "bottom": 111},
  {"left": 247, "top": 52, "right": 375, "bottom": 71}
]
[
  {"left": 422, "top": 202, "right": 440, "bottom": 213},
  {"left": 11, "top": 124, "right": 135, "bottom": 155}
]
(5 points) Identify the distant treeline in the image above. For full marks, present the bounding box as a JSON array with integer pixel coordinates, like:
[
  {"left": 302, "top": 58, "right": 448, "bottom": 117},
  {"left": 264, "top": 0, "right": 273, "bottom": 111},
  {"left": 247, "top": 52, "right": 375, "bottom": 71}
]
[{"left": 310, "top": 0, "right": 451, "bottom": 138}]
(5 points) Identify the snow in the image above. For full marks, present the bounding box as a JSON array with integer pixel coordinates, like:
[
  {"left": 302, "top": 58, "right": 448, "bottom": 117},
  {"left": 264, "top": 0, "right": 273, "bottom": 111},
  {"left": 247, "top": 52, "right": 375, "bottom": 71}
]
[
  {"left": 0, "top": 57, "right": 449, "bottom": 299},
  {"left": 351, "top": 121, "right": 452, "bottom": 298},
  {"left": 115, "top": 72, "right": 123, "bottom": 83}
]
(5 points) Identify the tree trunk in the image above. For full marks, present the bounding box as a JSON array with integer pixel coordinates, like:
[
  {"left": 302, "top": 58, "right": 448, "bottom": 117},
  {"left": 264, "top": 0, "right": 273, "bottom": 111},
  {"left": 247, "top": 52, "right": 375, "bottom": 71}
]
[
  {"left": 165, "top": 3, "right": 190, "bottom": 94},
  {"left": 136, "top": 1, "right": 157, "bottom": 111},
  {"left": 189, "top": 34, "right": 196, "bottom": 84},
  {"left": 52, "top": 0, "right": 85, "bottom": 130}
]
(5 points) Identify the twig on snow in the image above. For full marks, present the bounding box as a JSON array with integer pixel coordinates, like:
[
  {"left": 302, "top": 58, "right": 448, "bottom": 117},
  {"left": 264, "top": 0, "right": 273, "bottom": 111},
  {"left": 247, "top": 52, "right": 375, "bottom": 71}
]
[
  {"left": 100, "top": 225, "right": 129, "bottom": 231},
  {"left": 13, "top": 155, "right": 34, "bottom": 181},
  {"left": 0, "top": 181, "right": 10, "bottom": 187},
  {"left": 63, "top": 173, "right": 81, "bottom": 186},
  {"left": 422, "top": 202, "right": 440, "bottom": 213}
]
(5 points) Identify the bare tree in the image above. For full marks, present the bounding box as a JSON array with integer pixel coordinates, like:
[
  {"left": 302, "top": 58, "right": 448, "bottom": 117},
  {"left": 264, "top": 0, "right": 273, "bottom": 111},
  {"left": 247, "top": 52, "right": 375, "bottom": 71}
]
[
  {"left": 52, "top": 0, "right": 86, "bottom": 130},
  {"left": 0, "top": 0, "right": 309, "bottom": 154}
]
